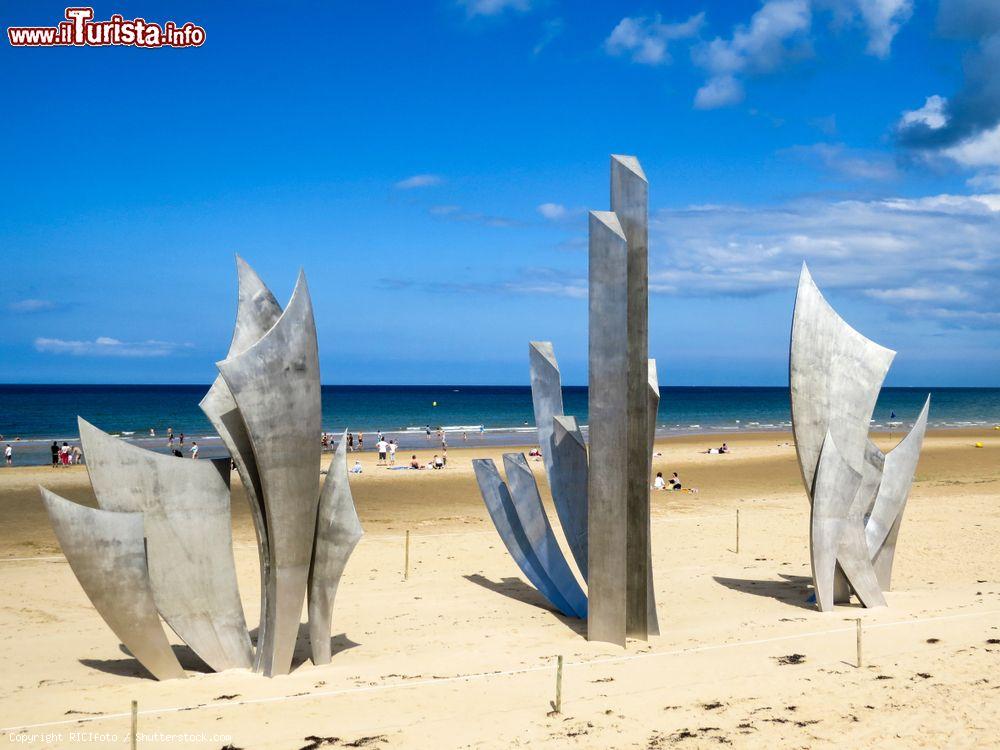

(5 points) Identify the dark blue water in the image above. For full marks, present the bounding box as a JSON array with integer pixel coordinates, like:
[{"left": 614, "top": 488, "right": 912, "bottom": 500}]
[{"left": 1, "top": 385, "right": 997, "bottom": 445}]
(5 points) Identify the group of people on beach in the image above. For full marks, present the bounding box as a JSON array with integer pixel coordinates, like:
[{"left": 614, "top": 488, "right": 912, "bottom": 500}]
[{"left": 50, "top": 441, "right": 83, "bottom": 467}]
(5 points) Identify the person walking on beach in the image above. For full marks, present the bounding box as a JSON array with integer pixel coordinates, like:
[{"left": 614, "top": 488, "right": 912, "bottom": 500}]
[
  {"left": 179, "top": 433, "right": 185, "bottom": 446},
  {"left": 50, "top": 441, "right": 59, "bottom": 468},
  {"left": 347, "top": 432, "right": 354, "bottom": 452},
  {"left": 60, "top": 442, "right": 70, "bottom": 466},
  {"left": 376, "top": 437, "right": 388, "bottom": 465},
  {"left": 4, "top": 444, "right": 12, "bottom": 466},
  {"left": 167, "top": 427, "right": 174, "bottom": 447},
  {"left": 190, "top": 442, "right": 199, "bottom": 459},
  {"left": 387, "top": 439, "right": 397, "bottom": 465},
  {"left": 358, "top": 432, "right": 364, "bottom": 451}
]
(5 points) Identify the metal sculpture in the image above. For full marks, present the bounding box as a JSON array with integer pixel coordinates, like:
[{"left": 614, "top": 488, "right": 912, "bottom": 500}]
[
  {"left": 309, "top": 431, "right": 364, "bottom": 665},
  {"left": 79, "top": 417, "right": 252, "bottom": 672},
  {"left": 530, "top": 343, "right": 588, "bottom": 577},
  {"left": 790, "top": 263, "right": 930, "bottom": 611},
  {"left": 473, "top": 458, "right": 582, "bottom": 617},
  {"left": 40, "top": 259, "right": 365, "bottom": 680},
  {"left": 218, "top": 270, "right": 322, "bottom": 677},
  {"left": 199, "top": 255, "right": 282, "bottom": 669},
  {"left": 472, "top": 155, "right": 660, "bottom": 646},
  {"left": 39, "top": 488, "right": 186, "bottom": 681}
]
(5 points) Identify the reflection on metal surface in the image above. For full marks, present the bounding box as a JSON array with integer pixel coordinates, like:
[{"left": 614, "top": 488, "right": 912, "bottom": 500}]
[
  {"left": 791, "top": 264, "right": 928, "bottom": 611},
  {"left": 503, "top": 453, "right": 587, "bottom": 619},
  {"left": 218, "top": 271, "right": 321, "bottom": 677},
  {"left": 39, "top": 488, "right": 186, "bottom": 681},
  {"left": 309, "top": 431, "right": 364, "bottom": 665},
  {"left": 200, "top": 256, "right": 282, "bottom": 670}
]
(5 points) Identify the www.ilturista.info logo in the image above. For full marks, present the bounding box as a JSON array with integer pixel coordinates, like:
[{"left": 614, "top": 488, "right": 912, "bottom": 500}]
[{"left": 8, "top": 7, "right": 205, "bottom": 48}]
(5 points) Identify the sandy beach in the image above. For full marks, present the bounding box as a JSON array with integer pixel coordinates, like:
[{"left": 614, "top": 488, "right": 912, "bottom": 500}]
[{"left": 0, "top": 428, "right": 998, "bottom": 748}]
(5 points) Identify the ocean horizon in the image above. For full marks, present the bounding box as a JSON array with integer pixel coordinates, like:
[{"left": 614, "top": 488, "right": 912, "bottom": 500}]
[{"left": 2, "top": 384, "right": 997, "bottom": 466}]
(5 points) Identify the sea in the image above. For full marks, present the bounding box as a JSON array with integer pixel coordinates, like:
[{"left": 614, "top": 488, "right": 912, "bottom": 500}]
[{"left": 1, "top": 384, "right": 998, "bottom": 466}]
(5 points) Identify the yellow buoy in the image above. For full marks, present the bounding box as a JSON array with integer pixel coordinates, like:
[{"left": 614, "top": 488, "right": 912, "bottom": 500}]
[{"left": 975, "top": 442, "right": 984, "bottom": 448}]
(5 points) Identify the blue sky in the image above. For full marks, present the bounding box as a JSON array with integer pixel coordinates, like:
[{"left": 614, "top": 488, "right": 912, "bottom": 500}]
[{"left": 2, "top": 0, "right": 998, "bottom": 386}]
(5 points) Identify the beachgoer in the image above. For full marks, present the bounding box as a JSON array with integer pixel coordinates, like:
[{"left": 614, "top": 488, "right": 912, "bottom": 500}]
[
  {"left": 669, "top": 472, "right": 681, "bottom": 490},
  {"left": 190, "top": 442, "right": 199, "bottom": 459},
  {"left": 410, "top": 455, "right": 420, "bottom": 469},
  {"left": 376, "top": 437, "right": 388, "bottom": 465},
  {"left": 431, "top": 454, "right": 443, "bottom": 469},
  {"left": 653, "top": 472, "right": 666, "bottom": 491},
  {"left": 388, "top": 440, "right": 397, "bottom": 465},
  {"left": 72, "top": 445, "right": 83, "bottom": 465},
  {"left": 150, "top": 428, "right": 155, "bottom": 437},
  {"left": 321, "top": 433, "right": 329, "bottom": 450},
  {"left": 425, "top": 426, "right": 431, "bottom": 439},
  {"left": 350, "top": 460, "right": 363, "bottom": 474},
  {"left": 4, "top": 444, "right": 12, "bottom": 466},
  {"left": 358, "top": 432, "right": 364, "bottom": 451},
  {"left": 172, "top": 449, "right": 183, "bottom": 458},
  {"left": 463, "top": 431, "right": 468, "bottom": 441},
  {"left": 50, "top": 441, "right": 59, "bottom": 468},
  {"left": 347, "top": 433, "right": 354, "bottom": 452},
  {"left": 720, "top": 443, "right": 729, "bottom": 454},
  {"left": 60, "top": 442, "right": 70, "bottom": 466},
  {"left": 179, "top": 433, "right": 185, "bottom": 445}
]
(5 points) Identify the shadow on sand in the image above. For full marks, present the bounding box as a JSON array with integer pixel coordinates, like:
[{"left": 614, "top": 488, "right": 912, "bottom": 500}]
[{"left": 463, "top": 573, "right": 586, "bottom": 636}]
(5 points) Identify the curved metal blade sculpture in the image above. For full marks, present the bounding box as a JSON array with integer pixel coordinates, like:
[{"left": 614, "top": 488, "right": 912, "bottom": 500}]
[
  {"left": 39, "top": 258, "right": 364, "bottom": 680},
  {"left": 472, "top": 155, "right": 660, "bottom": 646},
  {"left": 199, "top": 255, "right": 282, "bottom": 671},
  {"left": 217, "top": 270, "right": 322, "bottom": 677},
  {"left": 309, "top": 431, "right": 364, "bottom": 665},
  {"left": 790, "top": 263, "right": 930, "bottom": 611},
  {"left": 40, "top": 488, "right": 186, "bottom": 681},
  {"left": 78, "top": 418, "right": 252, "bottom": 672}
]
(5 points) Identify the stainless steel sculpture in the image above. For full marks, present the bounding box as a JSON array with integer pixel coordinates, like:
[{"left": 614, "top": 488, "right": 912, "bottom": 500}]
[
  {"left": 530, "top": 342, "right": 588, "bottom": 576},
  {"left": 218, "top": 271, "right": 321, "bottom": 677},
  {"left": 587, "top": 209, "right": 631, "bottom": 645},
  {"left": 867, "top": 396, "right": 930, "bottom": 589},
  {"left": 790, "top": 263, "right": 930, "bottom": 611},
  {"left": 39, "top": 488, "right": 186, "bottom": 681},
  {"left": 472, "top": 156, "right": 660, "bottom": 645},
  {"left": 473, "top": 458, "right": 582, "bottom": 617},
  {"left": 610, "top": 154, "right": 651, "bottom": 640},
  {"left": 79, "top": 418, "right": 252, "bottom": 672},
  {"left": 309, "top": 431, "right": 364, "bottom": 665},
  {"left": 199, "top": 256, "right": 282, "bottom": 669}
]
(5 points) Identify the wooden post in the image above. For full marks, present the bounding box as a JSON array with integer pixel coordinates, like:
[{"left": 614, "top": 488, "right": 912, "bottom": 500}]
[
  {"left": 554, "top": 655, "right": 563, "bottom": 714},
  {"left": 736, "top": 508, "right": 740, "bottom": 554},
  {"left": 404, "top": 530, "right": 410, "bottom": 581},
  {"left": 130, "top": 700, "right": 138, "bottom": 750},
  {"left": 856, "top": 618, "right": 863, "bottom": 668}
]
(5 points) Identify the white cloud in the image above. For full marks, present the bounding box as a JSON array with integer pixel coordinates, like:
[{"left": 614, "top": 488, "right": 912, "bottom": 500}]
[
  {"left": 8, "top": 299, "right": 56, "bottom": 313},
  {"left": 899, "top": 95, "right": 948, "bottom": 130},
  {"left": 395, "top": 174, "right": 443, "bottom": 190},
  {"left": 458, "top": 0, "right": 533, "bottom": 18},
  {"left": 537, "top": 202, "right": 568, "bottom": 220},
  {"left": 692, "top": 0, "right": 812, "bottom": 109},
  {"left": 786, "top": 142, "right": 898, "bottom": 180},
  {"left": 942, "top": 123, "right": 1000, "bottom": 168},
  {"left": 694, "top": 75, "right": 744, "bottom": 109},
  {"left": 34, "top": 337, "right": 190, "bottom": 357},
  {"left": 852, "top": 0, "right": 913, "bottom": 57},
  {"left": 646, "top": 192, "right": 1000, "bottom": 328},
  {"left": 605, "top": 13, "right": 705, "bottom": 65}
]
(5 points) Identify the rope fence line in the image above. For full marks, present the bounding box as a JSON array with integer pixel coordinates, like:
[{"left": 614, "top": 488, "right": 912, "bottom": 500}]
[{"left": 2, "top": 607, "right": 996, "bottom": 735}]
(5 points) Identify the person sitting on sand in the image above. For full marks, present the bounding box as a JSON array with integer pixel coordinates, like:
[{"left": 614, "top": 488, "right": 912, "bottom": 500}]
[
  {"left": 410, "top": 455, "right": 420, "bottom": 469},
  {"left": 653, "top": 472, "right": 667, "bottom": 491},
  {"left": 431, "top": 454, "right": 443, "bottom": 469},
  {"left": 350, "top": 459, "right": 363, "bottom": 474},
  {"left": 668, "top": 472, "right": 681, "bottom": 490}
]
